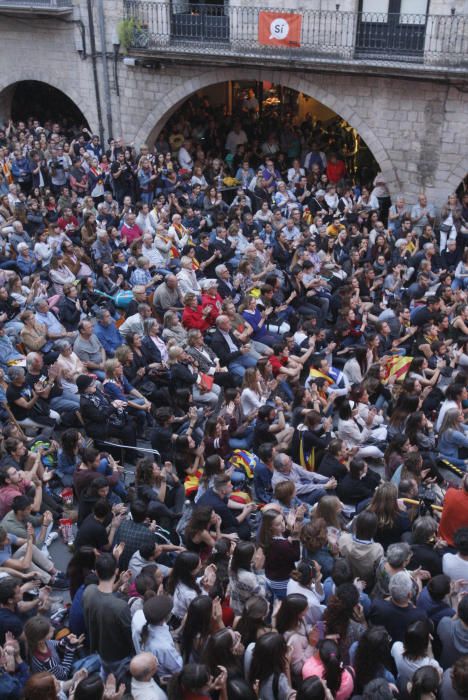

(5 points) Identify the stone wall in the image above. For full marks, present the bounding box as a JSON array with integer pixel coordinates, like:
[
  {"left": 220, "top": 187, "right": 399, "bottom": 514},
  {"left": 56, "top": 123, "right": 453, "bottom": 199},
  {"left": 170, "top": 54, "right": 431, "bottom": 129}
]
[
  {"left": 117, "top": 63, "right": 468, "bottom": 206},
  {"left": 0, "top": 0, "right": 466, "bottom": 207}
]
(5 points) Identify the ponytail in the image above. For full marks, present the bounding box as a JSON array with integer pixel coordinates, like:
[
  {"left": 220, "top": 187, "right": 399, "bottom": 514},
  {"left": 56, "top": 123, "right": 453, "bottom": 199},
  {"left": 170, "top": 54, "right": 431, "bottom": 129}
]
[
  {"left": 140, "top": 622, "right": 150, "bottom": 650},
  {"left": 318, "top": 639, "right": 342, "bottom": 695}
]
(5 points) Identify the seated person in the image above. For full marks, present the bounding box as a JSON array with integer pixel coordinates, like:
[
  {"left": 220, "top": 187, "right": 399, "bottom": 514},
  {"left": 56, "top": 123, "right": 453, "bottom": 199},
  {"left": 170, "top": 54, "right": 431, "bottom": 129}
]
[
  {"left": 336, "top": 458, "right": 381, "bottom": 507},
  {"left": 197, "top": 473, "right": 255, "bottom": 541}
]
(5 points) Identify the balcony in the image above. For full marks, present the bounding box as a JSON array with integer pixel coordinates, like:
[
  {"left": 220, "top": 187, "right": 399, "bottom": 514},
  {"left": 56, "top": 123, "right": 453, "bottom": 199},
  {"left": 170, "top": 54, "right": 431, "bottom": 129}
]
[
  {"left": 0, "top": 0, "right": 73, "bottom": 14},
  {"left": 122, "top": 1, "right": 468, "bottom": 77}
]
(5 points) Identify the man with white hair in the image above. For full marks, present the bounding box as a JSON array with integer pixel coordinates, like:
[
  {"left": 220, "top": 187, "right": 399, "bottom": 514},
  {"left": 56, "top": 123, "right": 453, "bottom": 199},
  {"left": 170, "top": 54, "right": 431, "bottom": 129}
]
[
  {"left": 215, "top": 263, "right": 240, "bottom": 303},
  {"left": 152, "top": 224, "right": 174, "bottom": 269},
  {"left": 9, "top": 221, "right": 32, "bottom": 252},
  {"left": 271, "top": 452, "right": 335, "bottom": 506},
  {"left": 16, "top": 243, "right": 37, "bottom": 277},
  {"left": 121, "top": 211, "right": 143, "bottom": 245},
  {"left": 91, "top": 229, "right": 113, "bottom": 264},
  {"left": 210, "top": 315, "right": 257, "bottom": 379},
  {"left": 153, "top": 274, "right": 183, "bottom": 316},
  {"left": 130, "top": 652, "right": 167, "bottom": 700},
  {"left": 25, "top": 351, "right": 80, "bottom": 413},
  {"left": 141, "top": 235, "right": 171, "bottom": 276},
  {"left": 411, "top": 193, "right": 436, "bottom": 235},
  {"left": 119, "top": 303, "right": 152, "bottom": 337},
  {"left": 369, "top": 570, "right": 428, "bottom": 642},
  {"left": 34, "top": 298, "right": 72, "bottom": 345},
  {"left": 177, "top": 256, "right": 200, "bottom": 297},
  {"left": 168, "top": 213, "right": 190, "bottom": 253}
]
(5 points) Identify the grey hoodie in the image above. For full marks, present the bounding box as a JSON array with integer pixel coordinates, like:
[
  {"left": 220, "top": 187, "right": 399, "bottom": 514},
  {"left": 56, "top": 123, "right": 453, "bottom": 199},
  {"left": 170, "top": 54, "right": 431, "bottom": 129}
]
[
  {"left": 339, "top": 532, "right": 384, "bottom": 583},
  {"left": 437, "top": 616, "right": 468, "bottom": 669}
]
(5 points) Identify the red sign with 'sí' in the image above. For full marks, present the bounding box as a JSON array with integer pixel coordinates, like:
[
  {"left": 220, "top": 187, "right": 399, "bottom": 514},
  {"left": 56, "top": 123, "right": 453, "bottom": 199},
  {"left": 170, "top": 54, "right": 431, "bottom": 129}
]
[{"left": 258, "top": 12, "right": 302, "bottom": 48}]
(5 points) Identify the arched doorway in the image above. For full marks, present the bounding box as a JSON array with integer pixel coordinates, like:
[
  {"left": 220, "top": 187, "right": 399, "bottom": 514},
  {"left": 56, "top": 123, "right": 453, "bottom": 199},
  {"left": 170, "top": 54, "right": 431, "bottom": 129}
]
[
  {"left": 9, "top": 80, "right": 89, "bottom": 131},
  {"left": 0, "top": 81, "right": 90, "bottom": 136},
  {"left": 133, "top": 69, "right": 399, "bottom": 194},
  {"left": 156, "top": 81, "right": 380, "bottom": 187}
]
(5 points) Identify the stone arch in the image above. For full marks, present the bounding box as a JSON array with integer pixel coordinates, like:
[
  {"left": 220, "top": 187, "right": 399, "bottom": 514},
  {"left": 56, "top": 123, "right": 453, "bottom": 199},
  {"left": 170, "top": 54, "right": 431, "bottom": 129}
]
[
  {"left": 0, "top": 76, "right": 97, "bottom": 134},
  {"left": 133, "top": 66, "right": 400, "bottom": 193},
  {"left": 447, "top": 156, "right": 467, "bottom": 196}
]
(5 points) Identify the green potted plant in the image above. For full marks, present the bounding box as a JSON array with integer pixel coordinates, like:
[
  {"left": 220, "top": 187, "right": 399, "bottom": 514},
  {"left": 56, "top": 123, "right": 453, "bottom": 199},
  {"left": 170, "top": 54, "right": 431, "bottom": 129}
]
[{"left": 117, "top": 18, "right": 148, "bottom": 53}]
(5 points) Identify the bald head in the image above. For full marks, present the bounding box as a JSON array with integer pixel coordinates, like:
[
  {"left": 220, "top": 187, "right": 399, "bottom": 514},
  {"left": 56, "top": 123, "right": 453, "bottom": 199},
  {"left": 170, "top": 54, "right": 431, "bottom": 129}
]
[{"left": 130, "top": 652, "right": 157, "bottom": 682}]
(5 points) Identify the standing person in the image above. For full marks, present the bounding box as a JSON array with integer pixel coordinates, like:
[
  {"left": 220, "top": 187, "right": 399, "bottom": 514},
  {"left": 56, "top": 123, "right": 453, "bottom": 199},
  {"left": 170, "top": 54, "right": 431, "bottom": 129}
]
[
  {"left": 82, "top": 553, "right": 134, "bottom": 680},
  {"left": 258, "top": 509, "right": 301, "bottom": 601}
]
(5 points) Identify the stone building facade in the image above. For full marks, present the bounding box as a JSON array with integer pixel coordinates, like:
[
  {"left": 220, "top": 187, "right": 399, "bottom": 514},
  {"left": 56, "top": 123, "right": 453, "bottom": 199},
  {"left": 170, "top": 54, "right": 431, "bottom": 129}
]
[{"left": 0, "top": 0, "right": 466, "bottom": 206}]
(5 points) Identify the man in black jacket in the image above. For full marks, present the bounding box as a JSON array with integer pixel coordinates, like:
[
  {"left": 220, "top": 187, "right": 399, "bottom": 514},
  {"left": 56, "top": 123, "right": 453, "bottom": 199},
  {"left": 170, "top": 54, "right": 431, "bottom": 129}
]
[
  {"left": 211, "top": 226, "right": 237, "bottom": 266},
  {"left": 210, "top": 315, "right": 257, "bottom": 380},
  {"left": 215, "top": 264, "right": 241, "bottom": 303}
]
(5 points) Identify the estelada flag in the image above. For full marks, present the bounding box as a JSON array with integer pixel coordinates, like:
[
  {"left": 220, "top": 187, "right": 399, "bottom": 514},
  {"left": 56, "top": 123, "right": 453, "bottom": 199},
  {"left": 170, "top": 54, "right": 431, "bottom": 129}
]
[
  {"left": 381, "top": 355, "right": 413, "bottom": 384},
  {"left": 258, "top": 11, "right": 302, "bottom": 48}
]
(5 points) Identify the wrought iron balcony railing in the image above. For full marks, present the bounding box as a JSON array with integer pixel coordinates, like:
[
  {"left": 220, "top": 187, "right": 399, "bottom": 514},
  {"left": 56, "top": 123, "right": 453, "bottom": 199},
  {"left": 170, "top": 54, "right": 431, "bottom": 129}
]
[{"left": 122, "top": 1, "right": 468, "bottom": 71}]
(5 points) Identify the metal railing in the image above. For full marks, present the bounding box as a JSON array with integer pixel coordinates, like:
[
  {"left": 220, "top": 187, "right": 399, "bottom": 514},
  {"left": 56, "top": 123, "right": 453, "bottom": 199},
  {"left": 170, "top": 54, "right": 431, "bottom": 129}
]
[
  {"left": 123, "top": 2, "right": 468, "bottom": 69},
  {"left": 0, "top": 0, "right": 73, "bottom": 8}
]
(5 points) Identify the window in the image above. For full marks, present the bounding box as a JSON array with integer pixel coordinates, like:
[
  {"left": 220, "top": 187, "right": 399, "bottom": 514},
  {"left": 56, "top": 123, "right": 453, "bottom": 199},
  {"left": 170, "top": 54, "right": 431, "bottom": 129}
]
[
  {"left": 362, "top": 0, "right": 389, "bottom": 23},
  {"left": 400, "top": 0, "right": 427, "bottom": 25}
]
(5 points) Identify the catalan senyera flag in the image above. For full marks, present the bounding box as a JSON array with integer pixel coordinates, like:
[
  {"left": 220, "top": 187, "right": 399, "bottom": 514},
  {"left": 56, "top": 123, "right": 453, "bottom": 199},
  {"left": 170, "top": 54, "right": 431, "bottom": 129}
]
[
  {"left": 258, "top": 12, "right": 302, "bottom": 48},
  {"left": 381, "top": 355, "right": 413, "bottom": 384}
]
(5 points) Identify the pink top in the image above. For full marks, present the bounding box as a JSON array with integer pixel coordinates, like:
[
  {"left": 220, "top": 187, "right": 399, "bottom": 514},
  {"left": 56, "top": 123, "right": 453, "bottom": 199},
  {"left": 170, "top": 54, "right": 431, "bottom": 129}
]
[
  {"left": 121, "top": 223, "right": 142, "bottom": 244},
  {"left": 302, "top": 656, "right": 354, "bottom": 700}
]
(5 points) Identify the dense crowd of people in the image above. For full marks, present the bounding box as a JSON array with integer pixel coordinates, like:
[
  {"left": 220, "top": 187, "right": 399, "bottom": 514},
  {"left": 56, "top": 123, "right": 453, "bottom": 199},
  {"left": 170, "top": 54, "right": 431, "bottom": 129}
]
[{"left": 0, "top": 94, "right": 468, "bottom": 700}]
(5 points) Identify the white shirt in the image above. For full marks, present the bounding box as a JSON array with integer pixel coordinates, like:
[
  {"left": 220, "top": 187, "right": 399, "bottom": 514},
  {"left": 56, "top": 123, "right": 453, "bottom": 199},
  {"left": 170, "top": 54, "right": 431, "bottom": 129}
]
[
  {"left": 286, "top": 579, "right": 324, "bottom": 625},
  {"left": 131, "top": 679, "right": 167, "bottom": 700},
  {"left": 225, "top": 129, "right": 248, "bottom": 154},
  {"left": 240, "top": 387, "right": 263, "bottom": 415},
  {"left": 136, "top": 213, "right": 156, "bottom": 236},
  {"left": 391, "top": 641, "right": 441, "bottom": 690},
  {"left": 442, "top": 553, "right": 468, "bottom": 582},
  {"left": 287, "top": 167, "right": 305, "bottom": 184},
  {"left": 219, "top": 329, "right": 238, "bottom": 354},
  {"left": 172, "top": 582, "right": 197, "bottom": 620},
  {"left": 325, "top": 192, "right": 339, "bottom": 211},
  {"left": 131, "top": 612, "right": 182, "bottom": 676},
  {"left": 178, "top": 146, "right": 193, "bottom": 171},
  {"left": 142, "top": 243, "right": 165, "bottom": 269},
  {"left": 177, "top": 268, "right": 200, "bottom": 296},
  {"left": 150, "top": 334, "right": 168, "bottom": 363},
  {"left": 436, "top": 399, "right": 457, "bottom": 432}
]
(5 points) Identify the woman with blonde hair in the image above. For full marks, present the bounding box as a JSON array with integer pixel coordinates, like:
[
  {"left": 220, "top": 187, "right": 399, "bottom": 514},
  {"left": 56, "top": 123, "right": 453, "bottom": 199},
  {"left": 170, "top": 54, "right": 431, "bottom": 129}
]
[
  {"left": 315, "top": 495, "right": 344, "bottom": 546},
  {"left": 240, "top": 367, "right": 267, "bottom": 415},
  {"left": 103, "top": 357, "right": 152, "bottom": 437},
  {"left": 168, "top": 345, "right": 221, "bottom": 410},
  {"left": 437, "top": 407, "right": 468, "bottom": 468},
  {"left": 48, "top": 255, "right": 76, "bottom": 295},
  {"left": 162, "top": 309, "right": 188, "bottom": 345}
]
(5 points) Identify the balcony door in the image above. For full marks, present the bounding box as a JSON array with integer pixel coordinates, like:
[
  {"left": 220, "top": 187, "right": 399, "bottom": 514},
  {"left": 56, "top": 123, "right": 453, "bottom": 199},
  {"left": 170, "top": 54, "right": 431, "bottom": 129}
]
[
  {"left": 356, "top": 0, "right": 428, "bottom": 60},
  {"left": 171, "top": 1, "right": 229, "bottom": 42}
]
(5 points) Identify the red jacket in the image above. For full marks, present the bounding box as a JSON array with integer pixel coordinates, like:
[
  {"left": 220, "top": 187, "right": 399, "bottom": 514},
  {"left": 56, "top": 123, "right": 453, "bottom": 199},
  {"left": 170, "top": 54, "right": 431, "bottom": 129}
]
[
  {"left": 201, "top": 292, "right": 222, "bottom": 326},
  {"left": 326, "top": 159, "right": 346, "bottom": 184},
  {"left": 439, "top": 487, "right": 468, "bottom": 546},
  {"left": 182, "top": 305, "right": 211, "bottom": 332}
]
